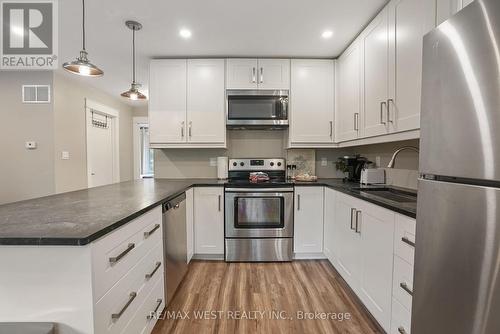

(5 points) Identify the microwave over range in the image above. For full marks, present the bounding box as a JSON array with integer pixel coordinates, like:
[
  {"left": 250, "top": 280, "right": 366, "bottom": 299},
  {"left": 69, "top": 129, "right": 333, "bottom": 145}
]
[{"left": 226, "top": 90, "right": 289, "bottom": 129}]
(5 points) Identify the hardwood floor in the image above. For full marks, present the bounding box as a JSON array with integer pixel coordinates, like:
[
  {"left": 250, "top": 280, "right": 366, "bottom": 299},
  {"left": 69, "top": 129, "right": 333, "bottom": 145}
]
[{"left": 152, "top": 260, "right": 382, "bottom": 334}]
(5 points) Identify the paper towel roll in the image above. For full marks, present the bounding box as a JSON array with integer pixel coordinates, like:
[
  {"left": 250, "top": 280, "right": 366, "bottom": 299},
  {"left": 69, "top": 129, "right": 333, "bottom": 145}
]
[{"left": 217, "top": 157, "right": 228, "bottom": 179}]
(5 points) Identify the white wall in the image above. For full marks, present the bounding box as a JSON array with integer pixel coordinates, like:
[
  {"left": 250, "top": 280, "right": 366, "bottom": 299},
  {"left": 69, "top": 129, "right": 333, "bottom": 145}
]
[{"left": 0, "top": 71, "right": 55, "bottom": 204}]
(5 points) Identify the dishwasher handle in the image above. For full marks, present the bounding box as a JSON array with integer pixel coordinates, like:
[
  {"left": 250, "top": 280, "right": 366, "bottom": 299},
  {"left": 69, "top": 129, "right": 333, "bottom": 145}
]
[{"left": 163, "top": 192, "right": 187, "bottom": 212}]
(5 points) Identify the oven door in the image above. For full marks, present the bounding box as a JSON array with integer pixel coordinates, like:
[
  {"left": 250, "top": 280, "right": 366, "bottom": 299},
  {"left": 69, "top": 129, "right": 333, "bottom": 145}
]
[
  {"left": 225, "top": 188, "right": 293, "bottom": 238},
  {"left": 226, "top": 90, "right": 288, "bottom": 127}
]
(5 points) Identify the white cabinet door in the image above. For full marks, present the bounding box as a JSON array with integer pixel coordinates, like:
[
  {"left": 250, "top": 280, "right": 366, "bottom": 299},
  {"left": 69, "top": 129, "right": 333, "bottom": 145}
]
[
  {"left": 294, "top": 187, "right": 324, "bottom": 254},
  {"left": 187, "top": 59, "right": 225, "bottom": 144},
  {"left": 323, "top": 188, "right": 336, "bottom": 265},
  {"left": 436, "top": 0, "right": 471, "bottom": 25},
  {"left": 336, "top": 41, "right": 362, "bottom": 142},
  {"left": 358, "top": 202, "right": 395, "bottom": 332},
  {"left": 388, "top": 0, "right": 436, "bottom": 133},
  {"left": 194, "top": 187, "right": 224, "bottom": 255},
  {"left": 186, "top": 188, "right": 194, "bottom": 263},
  {"left": 290, "top": 59, "right": 335, "bottom": 143},
  {"left": 149, "top": 60, "right": 187, "bottom": 144},
  {"left": 257, "top": 59, "right": 290, "bottom": 90},
  {"left": 226, "top": 59, "right": 258, "bottom": 89},
  {"left": 334, "top": 192, "right": 363, "bottom": 291},
  {"left": 362, "top": 8, "right": 390, "bottom": 138}
]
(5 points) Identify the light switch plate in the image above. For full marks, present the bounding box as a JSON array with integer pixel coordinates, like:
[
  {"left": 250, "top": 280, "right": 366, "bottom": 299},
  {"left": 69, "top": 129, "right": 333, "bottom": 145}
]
[
  {"left": 375, "top": 156, "right": 381, "bottom": 167},
  {"left": 61, "top": 151, "right": 70, "bottom": 160},
  {"left": 25, "top": 141, "right": 37, "bottom": 149},
  {"left": 209, "top": 158, "right": 217, "bottom": 167},
  {"left": 321, "top": 157, "right": 328, "bottom": 167}
]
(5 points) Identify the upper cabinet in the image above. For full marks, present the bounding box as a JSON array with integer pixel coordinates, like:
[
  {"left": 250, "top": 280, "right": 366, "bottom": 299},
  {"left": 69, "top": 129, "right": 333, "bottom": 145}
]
[
  {"left": 289, "top": 59, "right": 335, "bottom": 145},
  {"left": 226, "top": 58, "right": 290, "bottom": 90},
  {"left": 436, "top": 0, "right": 475, "bottom": 25},
  {"left": 149, "top": 59, "right": 226, "bottom": 148}
]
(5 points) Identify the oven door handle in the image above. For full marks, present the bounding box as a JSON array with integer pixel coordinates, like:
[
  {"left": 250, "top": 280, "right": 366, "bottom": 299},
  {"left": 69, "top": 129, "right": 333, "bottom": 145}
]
[{"left": 225, "top": 187, "right": 294, "bottom": 192}]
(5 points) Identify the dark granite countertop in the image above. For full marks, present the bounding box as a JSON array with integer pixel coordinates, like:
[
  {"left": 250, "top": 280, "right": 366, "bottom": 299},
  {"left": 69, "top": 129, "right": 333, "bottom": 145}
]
[
  {"left": 0, "top": 179, "right": 224, "bottom": 246},
  {"left": 0, "top": 178, "right": 415, "bottom": 246}
]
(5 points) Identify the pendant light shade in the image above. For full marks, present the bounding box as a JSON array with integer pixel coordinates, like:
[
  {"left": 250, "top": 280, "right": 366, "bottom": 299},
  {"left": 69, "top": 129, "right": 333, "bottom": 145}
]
[
  {"left": 121, "top": 20, "right": 147, "bottom": 100},
  {"left": 63, "top": 0, "right": 103, "bottom": 77}
]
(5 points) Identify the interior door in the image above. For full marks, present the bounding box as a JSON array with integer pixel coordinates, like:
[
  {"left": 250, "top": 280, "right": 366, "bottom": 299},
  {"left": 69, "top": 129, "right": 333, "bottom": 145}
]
[
  {"left": 226, "top": 59, "right": 258, "bottom": 89},
  {"left": 257, "top": 59, "right": 290, "bottom": 90},
  {"left": 413, "top": 179, "right": 500, "bottom": 334},
  {"left": 87, "top": 113, "right": 114, "bottom": 188},
  {"left": 290, "top": 59, "right": 335, "bottom": 143},
  {"left": 149, "top": 60, "right": 187, "bottom": 144},
  {"left": 336, "top": 41, "right": 362, "bottom": 142},
  {"left": 388, "top": 0, "right": 436, "bottom": 133},
  {"left": 187, "top": 59, "right": 225, "bottom": 143},
  {"left": 362, "top": 7, "right": 390, "bottom": 138}
]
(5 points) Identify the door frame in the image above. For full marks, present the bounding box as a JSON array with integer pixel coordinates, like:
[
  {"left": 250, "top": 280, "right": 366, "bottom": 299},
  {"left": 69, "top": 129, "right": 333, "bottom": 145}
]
[
  {"left": 85, "top": 98, "right": 120, "bottom": 187},
  {"left": 132, "top": 116, "right": 149, "bottom": 179}
]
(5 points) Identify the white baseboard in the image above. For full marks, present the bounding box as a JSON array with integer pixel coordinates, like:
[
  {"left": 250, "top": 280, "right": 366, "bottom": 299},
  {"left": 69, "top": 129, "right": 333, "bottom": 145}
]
[{"left": 293, "top": 252, "right": 327, "bottom": 260}]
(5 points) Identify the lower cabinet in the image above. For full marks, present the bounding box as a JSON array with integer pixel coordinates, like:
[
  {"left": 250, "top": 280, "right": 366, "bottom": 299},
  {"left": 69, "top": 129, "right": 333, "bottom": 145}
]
[
  {"left": 327, "top": 190, "right": 396, "bottom": 332},
  {"left": 323, "top": 188, "right": 337, "bottom": 264},
  {"left": 194, "top": 187, "right": 224, "bottom": 255},
  {"left": 294, "top": 187, "right": 325, "bottom": 255}
]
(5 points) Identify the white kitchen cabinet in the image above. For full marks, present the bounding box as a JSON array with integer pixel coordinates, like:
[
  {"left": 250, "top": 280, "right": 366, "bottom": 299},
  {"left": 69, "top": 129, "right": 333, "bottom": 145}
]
[
  {"left": 149, "top": 59, "right": 226, "bottom": 147},
  {"left": 362, "top": 7, "right": 391, "bottom": 138},
  {"left": 336, "top": 41, "right": 362, "bottom": 142},
  {"left": 289, "top": 59, "right": 335, "bottom": 144},
  {"left": 323, "top": 188, "right": 337, "bottom": 265},
  {"left": 186, "top": 188, "right": 194, "bottom": 263},
  {"left": 388, "top": 0, "right": 436, "bottom": 133},
  {"left": 149, "top": 59, "right": 187, "bottom": 144},
  {"left": 194, "top": 187, "right": 224, "bottom": 255},
  {"left": 226, "top": 58, "right": 290, "bottom": 90},
  {"left": 357, "top": 201, "right": 396, "bottom": 332},
  {"left": 334, "top": 192, "right": 363, "bottom": 291},
  {"left": 187, "top": 59, "right": 225, "bottom": 144},
  {"left": 436, "top": 0, "right": 474, "bottom": 25},
  {"left": 294, "top": 187, "right": 324, "bottom": 255}
]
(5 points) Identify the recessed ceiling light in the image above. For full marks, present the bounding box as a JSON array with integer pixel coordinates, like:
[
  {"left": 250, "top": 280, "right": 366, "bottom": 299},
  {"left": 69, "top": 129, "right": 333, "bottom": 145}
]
[
  {"left": 179, "top": 29, "right": 192, "bottom": 39},
  {"left": 322, "top": 30, "right": 333, "bottom": 39}
]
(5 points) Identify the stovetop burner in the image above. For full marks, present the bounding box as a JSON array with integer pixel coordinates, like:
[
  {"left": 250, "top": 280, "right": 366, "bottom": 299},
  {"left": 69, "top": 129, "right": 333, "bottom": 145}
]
[{"left": 226, "top": 158, "right": 288, "bottom": 187}]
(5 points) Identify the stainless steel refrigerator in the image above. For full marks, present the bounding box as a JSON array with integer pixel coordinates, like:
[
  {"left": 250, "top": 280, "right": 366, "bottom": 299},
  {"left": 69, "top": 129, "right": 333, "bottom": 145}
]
[{"left": 413, "top": 0, "right": 500, "bottom": 333}]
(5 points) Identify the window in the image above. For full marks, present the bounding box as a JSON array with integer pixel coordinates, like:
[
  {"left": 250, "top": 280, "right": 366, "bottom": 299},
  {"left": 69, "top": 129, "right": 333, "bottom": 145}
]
[{"left": 139, "top": 125, "right": 154, "bottom": 178}]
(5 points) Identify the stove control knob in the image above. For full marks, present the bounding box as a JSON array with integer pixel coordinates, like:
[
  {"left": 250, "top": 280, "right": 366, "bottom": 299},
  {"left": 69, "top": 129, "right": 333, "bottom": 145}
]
[
  {"left": 270, "top": 162, "right": 275, "bottom": 167},
  {"left": 240, "top": 162, "right": 244, "bottom": 166},
  {"left": 277, "top": 162, "right": 282, "bottom": 167},
  {"left": 233, "top": 162, "right": 237, "bottom": 166}
]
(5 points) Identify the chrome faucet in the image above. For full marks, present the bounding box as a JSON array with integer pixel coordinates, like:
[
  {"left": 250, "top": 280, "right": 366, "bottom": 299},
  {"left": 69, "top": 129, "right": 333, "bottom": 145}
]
[{"left": 387, "top": 146, "right": 419, "bottom": 168}]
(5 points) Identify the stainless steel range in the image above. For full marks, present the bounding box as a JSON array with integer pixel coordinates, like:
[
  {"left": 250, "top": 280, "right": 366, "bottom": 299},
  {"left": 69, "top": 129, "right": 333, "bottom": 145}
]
[{"left": 224, "top": 158, "right": 294, "bottom": 262}]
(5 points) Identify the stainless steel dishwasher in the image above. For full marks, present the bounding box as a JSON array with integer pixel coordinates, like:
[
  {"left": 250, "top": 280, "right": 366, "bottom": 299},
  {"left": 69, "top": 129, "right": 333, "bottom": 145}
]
[{"left": 162, "top": 192, "right": 188, "bottom": 305}]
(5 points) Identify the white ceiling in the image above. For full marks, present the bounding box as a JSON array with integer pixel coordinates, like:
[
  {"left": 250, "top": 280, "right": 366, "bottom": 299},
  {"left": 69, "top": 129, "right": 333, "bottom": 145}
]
[{"left": 58, "top": 0, "right": 388, "bottom": 106}]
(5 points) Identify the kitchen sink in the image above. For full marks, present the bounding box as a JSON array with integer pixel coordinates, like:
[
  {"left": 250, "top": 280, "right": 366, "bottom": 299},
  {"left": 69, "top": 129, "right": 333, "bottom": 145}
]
[{"left": 353, "top": 187, "right": 417, "bottom": 203}]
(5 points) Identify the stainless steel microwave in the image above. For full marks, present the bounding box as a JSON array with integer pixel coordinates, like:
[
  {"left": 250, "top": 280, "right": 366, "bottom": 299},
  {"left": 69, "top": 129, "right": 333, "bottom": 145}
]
[{"left": 226, "top": 90, "right": 289, "bottom": 129}]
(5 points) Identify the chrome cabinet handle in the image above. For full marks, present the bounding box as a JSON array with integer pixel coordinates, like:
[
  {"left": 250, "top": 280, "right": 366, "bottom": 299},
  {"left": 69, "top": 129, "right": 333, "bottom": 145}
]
[
  {"left": 144, "top": 224, "right": 160, "bottom": 238},
  {"left": 398, "top": 327, "right": 408, "bottom": 334},
  {"left": 400, "top": 282, "right": 413, "bottom": 296},
  {"left": 147, "top": 299, "right": 163, "bottom": 320},
  {"left": 252, "top": 67, "right": 256, "bottom": 83},
  {"left": 350, "top": 208, "right": 356, "bottom": 230},
  {"left": 218, "top": 195, "right": 221, "bottom": 211},
  {"left": 380, "top": 101, "right": 387, "bottom": 125},
  {"left": 111, "top": 292, "right": 137, "bottom": 320},
  {"left": 355, "top": 210, "right": 361, "bottom": 234},
  {"left": 387, "top": 99, "right": 394, "bottom": 123},
  {"left": 260, "top": 67, "right": 264, "bottom": 83},
  {"left": 145, "top": 261, "right": 161, "bottom": 279},
  {"left": 402, "top": 236, "right": 415, "bottom": 248},
  {"left": 354, "top": 113, "right": 359, "bottom": 131},
  {"left": 109, "top": 243, "right": 135, "bottom": 264},
  {"left": 330, "top": 121, "right": 333, "bottom": 138},
  {"left": 297, "top": 194, "right": 301, "bottom": 211},
  {"left": 188, "top": 121, "right": 192, "bottom": 137},
  {"left": 181, "top": 121, "right": 184, "bottom": 137}
]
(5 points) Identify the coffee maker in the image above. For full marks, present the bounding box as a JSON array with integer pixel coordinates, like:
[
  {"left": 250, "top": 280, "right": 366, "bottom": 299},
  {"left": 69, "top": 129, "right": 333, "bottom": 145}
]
[{"left": 336, "top": 155, "right": 371, "bottom": 182}]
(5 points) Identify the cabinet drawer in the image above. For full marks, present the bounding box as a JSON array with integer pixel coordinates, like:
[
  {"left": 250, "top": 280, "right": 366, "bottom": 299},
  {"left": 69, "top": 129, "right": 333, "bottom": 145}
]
[
  {"left": 123, "top": 274, "right": 165, "bottom": 334},
  {"left": 394, "top": 214, "right": 416, "bottom": 265},
  {"left": 390, "top": 298, "right": 411, "bottom": 334},
  {"left": 393, "top": 255, "right": 414, "bottom": 311},
  {"left": 92, "top": 206, "right": 162, "bottom": 302},
  {"left": 94, "top": 242, "right": 164, "bottom": 334}
]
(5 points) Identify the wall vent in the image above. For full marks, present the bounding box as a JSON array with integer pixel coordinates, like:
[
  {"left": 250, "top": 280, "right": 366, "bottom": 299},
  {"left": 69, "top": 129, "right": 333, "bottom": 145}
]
[{"left": 22, "top": 85, "right": 51, "bottom": 103}]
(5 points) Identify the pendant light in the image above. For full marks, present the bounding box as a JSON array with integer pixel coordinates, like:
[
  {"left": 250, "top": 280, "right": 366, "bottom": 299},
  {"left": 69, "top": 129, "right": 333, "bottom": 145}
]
[
  {"left": 121, "top": 21, "right": 146, "bottom": 100},
  {"left": 62, "top": 0, "right": 103, "bottom": 76}
]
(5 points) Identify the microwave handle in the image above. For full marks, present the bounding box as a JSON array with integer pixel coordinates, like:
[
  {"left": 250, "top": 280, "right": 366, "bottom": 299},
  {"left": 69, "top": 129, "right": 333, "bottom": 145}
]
[{"left": 281, "top": 98, "right": 288, "bottom": 118}]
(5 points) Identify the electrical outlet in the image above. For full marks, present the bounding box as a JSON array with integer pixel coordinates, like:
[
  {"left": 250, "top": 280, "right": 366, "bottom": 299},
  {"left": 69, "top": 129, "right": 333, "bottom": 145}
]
[
  {"left": 25, "top": 141, "right": 37, "bottom": 149},
  {"left": 376, "top": 156, "right": 381, "bottom": 167},
  {"left": 209, "top": 158, "right": 217, "bottom": 167},
  {"left": 321, "top": 157, "right": 328, "bottom": 167}
]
